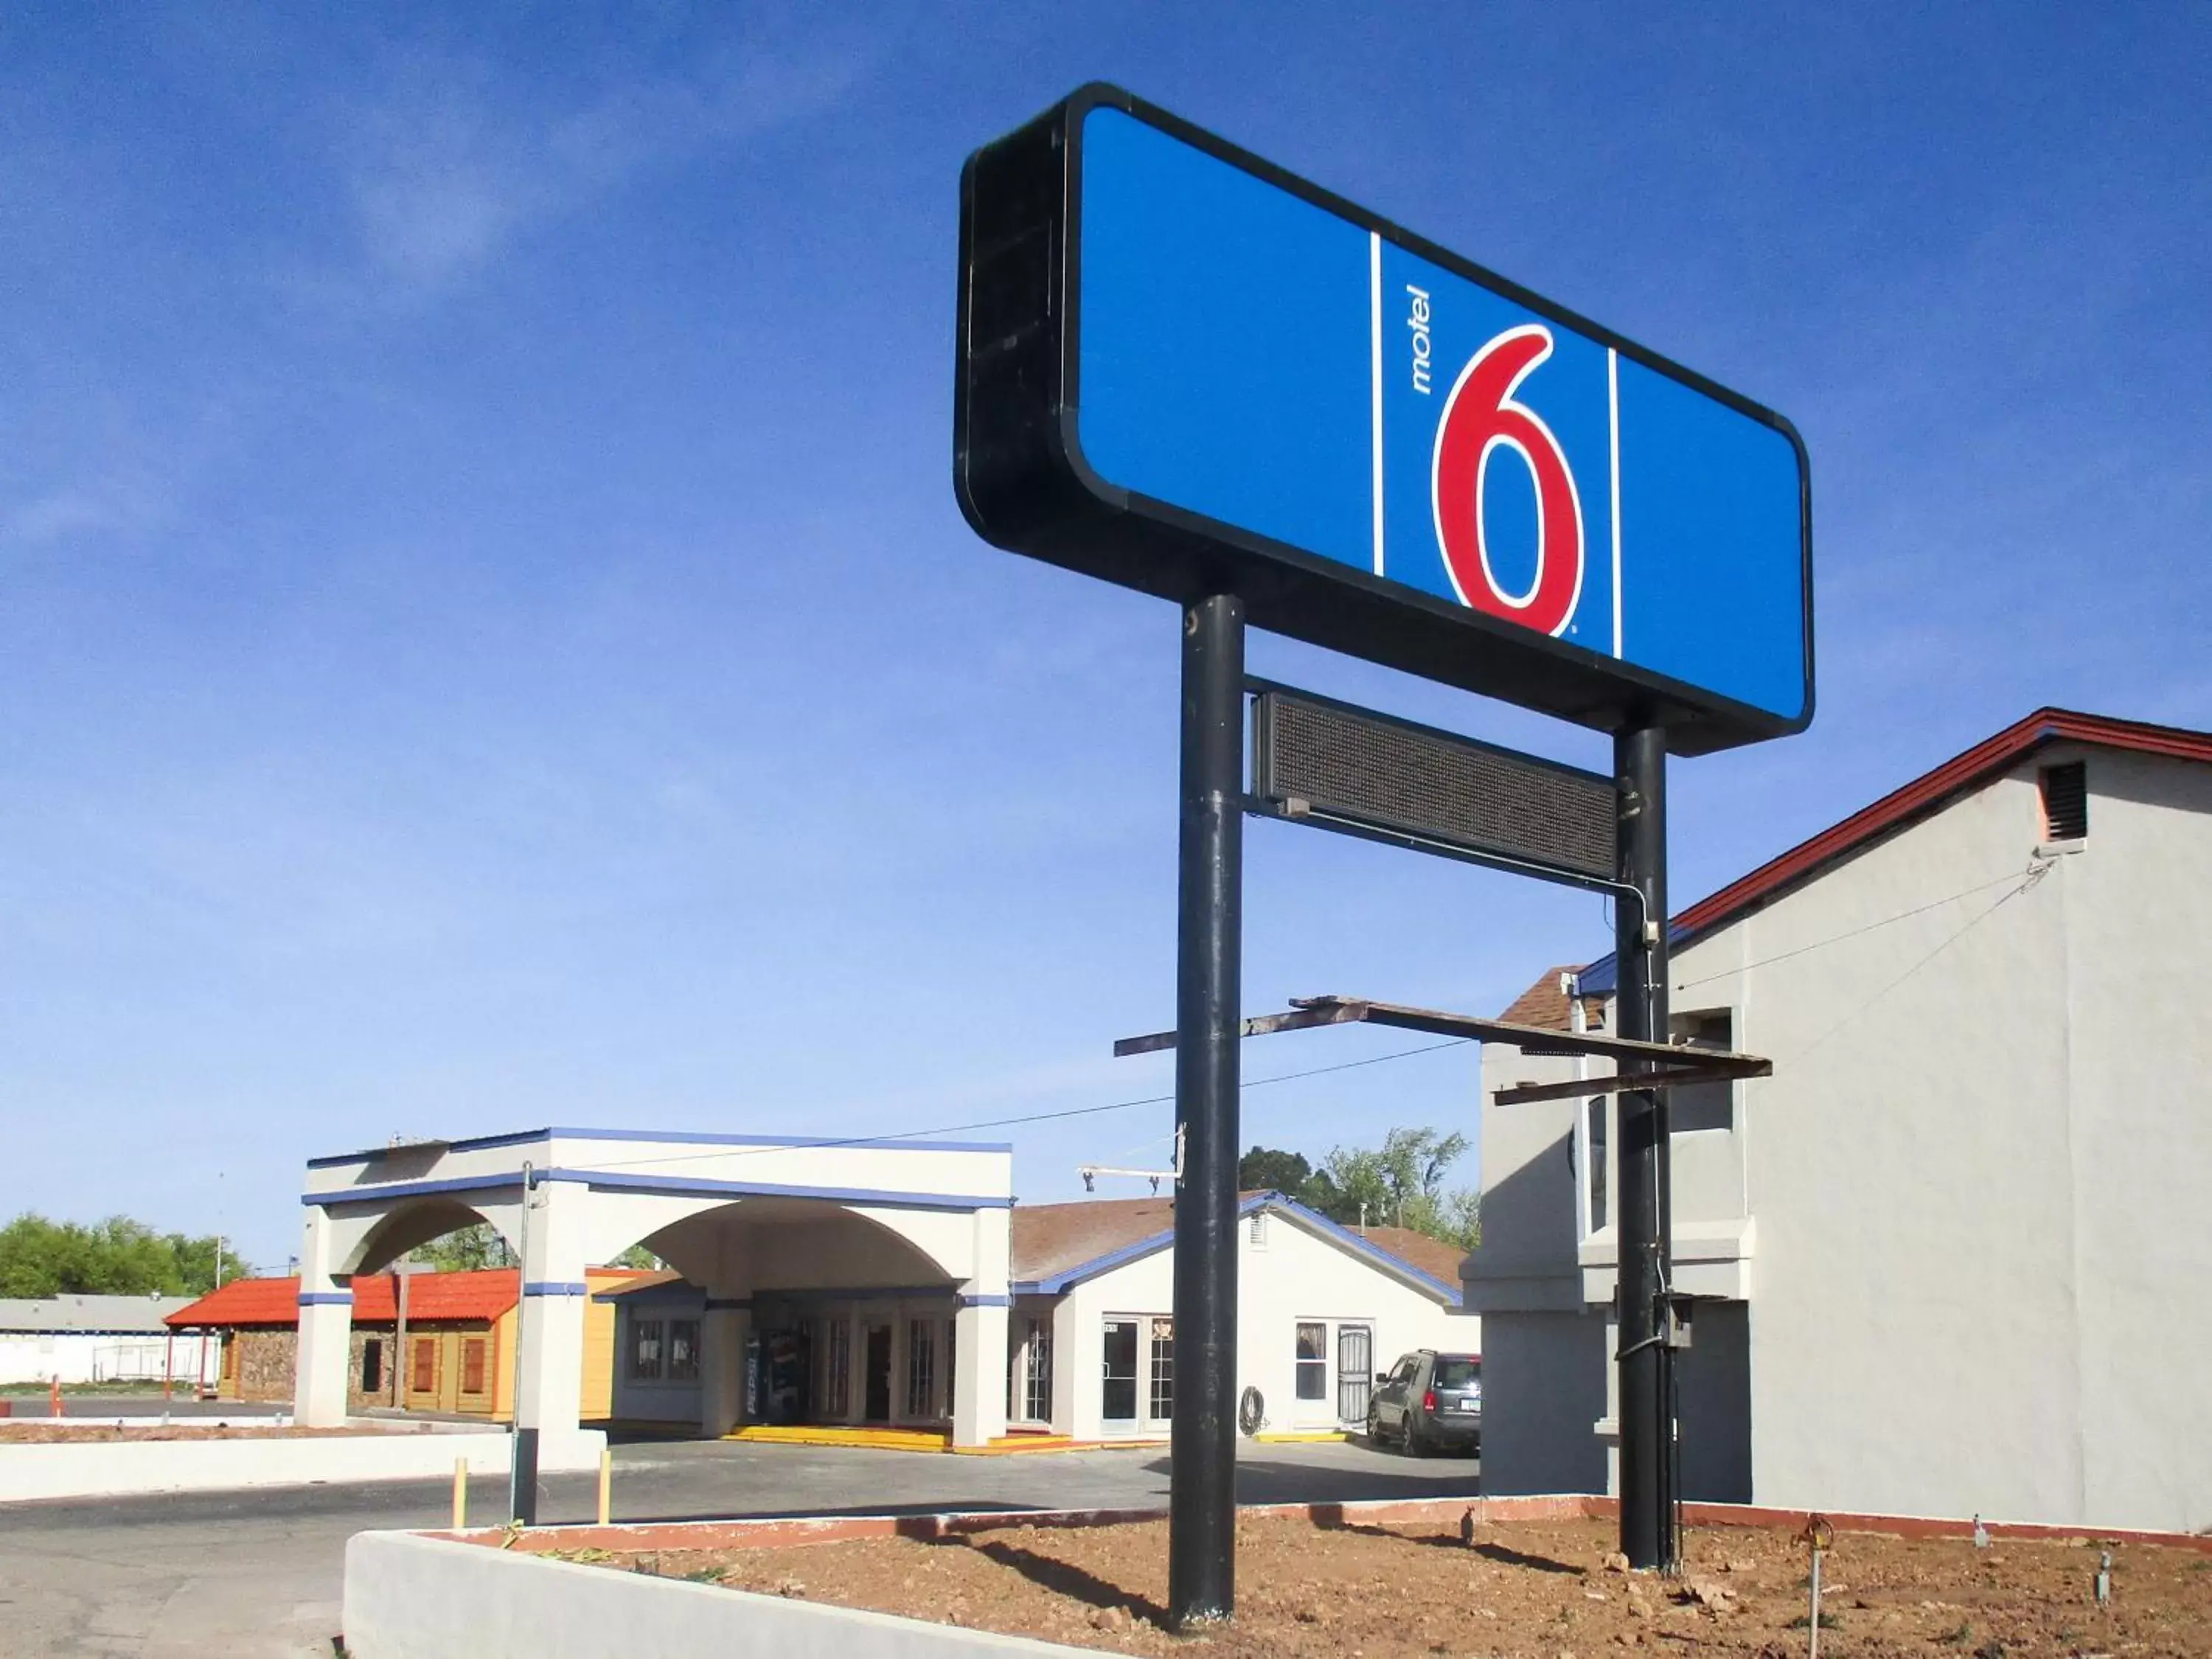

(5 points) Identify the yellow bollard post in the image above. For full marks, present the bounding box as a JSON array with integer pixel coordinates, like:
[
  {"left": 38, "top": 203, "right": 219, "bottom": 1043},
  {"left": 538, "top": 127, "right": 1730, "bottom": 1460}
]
[
  {"left": 453, "top": 1457, "right": 467, "bottom": 1531},
  {"left": 597, "top": 1444, "right": 612, "bottom": 1526}
]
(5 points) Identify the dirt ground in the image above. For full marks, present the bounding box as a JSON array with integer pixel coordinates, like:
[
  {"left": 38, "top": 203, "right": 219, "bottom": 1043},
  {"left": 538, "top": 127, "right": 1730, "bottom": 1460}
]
[
  {"left": 0, "top": 1422, "right": 422, "bottom": 1442},
  {"left": 574, "top": 1513, "right": 2212, "bottom": 1657}
]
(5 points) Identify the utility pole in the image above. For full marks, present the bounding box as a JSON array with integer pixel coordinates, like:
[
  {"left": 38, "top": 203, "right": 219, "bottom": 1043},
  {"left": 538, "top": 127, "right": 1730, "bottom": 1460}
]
[
  {"left": 1613, "top": 723, "right": 1676, "bottom": 1571},
  {"left": 1167, "top": 594, "right": 1244, "bottom": 1628}
]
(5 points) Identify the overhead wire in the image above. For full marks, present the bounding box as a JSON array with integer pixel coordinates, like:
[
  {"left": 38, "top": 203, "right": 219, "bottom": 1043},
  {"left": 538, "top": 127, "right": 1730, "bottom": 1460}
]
[
  {"left": 1763, "top": 856, "right": 2052, "bottom": 1070},
  {"left": 569, "top": 1034, "right": 1478, "bottom": 1175},
  {"left": 1669, "top": 867, "right": 2034, "bottom": 993}
]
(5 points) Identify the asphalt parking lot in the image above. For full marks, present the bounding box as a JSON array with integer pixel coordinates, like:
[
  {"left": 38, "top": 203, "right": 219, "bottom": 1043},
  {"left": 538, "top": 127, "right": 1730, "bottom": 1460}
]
[{"left": 0, "top": 1434, "right": 1479, "bottom": 1658}]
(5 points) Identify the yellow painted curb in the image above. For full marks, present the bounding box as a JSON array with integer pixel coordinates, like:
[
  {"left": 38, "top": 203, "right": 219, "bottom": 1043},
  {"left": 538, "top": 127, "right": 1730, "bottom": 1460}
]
[
  {"left": 1251, "top": 1430, "right": 1349, "bottom": 1444},
  {"left": 726, "top": 1425, "right": 950, "bottom": 1453}
]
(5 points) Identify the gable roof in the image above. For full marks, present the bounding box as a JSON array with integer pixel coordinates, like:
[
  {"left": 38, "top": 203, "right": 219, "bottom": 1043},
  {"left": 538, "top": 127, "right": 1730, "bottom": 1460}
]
[
  {"left": 166, "top": 1272, "right": 520, "bottom": 1329},
  {"left": 1011, "top": 1192, "right": 1464, "bottom": 1304},
  {"left": 167, "top": 1266, "right": 659, "bottom": 1329},
  {"left": 1576, "top": 707, "right": 2212, "bottom": 995},
  {"left": 1496, "top": 965, "right": 1604, "bottom": 1032}
]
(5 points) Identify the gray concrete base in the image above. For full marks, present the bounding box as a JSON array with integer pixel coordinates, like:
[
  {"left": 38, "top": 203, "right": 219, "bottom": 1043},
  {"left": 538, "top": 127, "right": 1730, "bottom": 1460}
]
[{"left": 343, "top": 1531, "right": 1087, "bottom": 1658}]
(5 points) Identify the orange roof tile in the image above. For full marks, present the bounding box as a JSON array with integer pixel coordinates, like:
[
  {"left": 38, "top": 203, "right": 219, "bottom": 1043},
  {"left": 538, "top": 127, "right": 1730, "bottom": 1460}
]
[{"left": 164, "top": 1267, "right": 650, "bottom": 1329}]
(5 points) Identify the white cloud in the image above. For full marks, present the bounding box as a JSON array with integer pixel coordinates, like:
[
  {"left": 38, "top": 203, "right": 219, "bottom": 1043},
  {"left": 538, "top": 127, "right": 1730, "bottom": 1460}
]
[{"left": 338, "top": 36, "right": 874, "bottom": 295}]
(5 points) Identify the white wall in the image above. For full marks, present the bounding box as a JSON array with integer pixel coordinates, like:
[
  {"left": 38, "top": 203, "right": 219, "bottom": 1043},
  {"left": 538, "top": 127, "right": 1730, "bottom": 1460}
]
[
  {"left": 1469, "top": 745, "right": 2212, "bottom": 1532},
  {"left": 1054, "top": 1207, "right": 1467, "bottom": 1442},
  {"left": 0, "top": 1427, "right": 602, "bottom": 1503},
  {"left": 0, "top": 1332, "right": 213, "bottom": 1387}
]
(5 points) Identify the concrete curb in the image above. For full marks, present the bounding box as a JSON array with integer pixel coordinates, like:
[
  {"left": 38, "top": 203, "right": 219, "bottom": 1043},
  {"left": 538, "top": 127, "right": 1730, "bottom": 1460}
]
[
  {"left": 0, "top": 1427, "right": 605, "bottom": 1503},
  {"left": 342, "top": 1531, "right": 1088, "bottom": 1658},
  {"left": 343, "top": 1492, "right": 2212, "bottom": 1657},
  {"left": 449, "top": 1490, "right": 2212, "bottom": 1560}
]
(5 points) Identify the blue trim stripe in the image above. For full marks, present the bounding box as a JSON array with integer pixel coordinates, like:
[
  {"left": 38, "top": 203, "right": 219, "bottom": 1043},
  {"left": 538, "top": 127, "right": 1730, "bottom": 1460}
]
[
  {"left": 306, "top": 1169, "right": 1010, "bottom": 1214},
  {"left": 307, "top": 1126, "right": 1014, "bottom": 1169},
  {"left": 1017, "top": 1192, "right": 1462, "bottom": 1304},
  {"left": 754, "top": 1284, "right": 957, "bottom": 1305},
  {"left": 538, "top": 1169, "right": 1014, "bottom": 1213},
  {"left": 538, "top": 1127, "right": 1013, "bottom": 1155},
  {"left": 524, "top": 1281, "right": 590, "bottom": 1298},
  {"left": 961, "top": 1294, "right": 1011, "bottom": 1309},
  {"left": 297, "top": 1291, "right": 355, "bottom": 1306},
  {"left": 303, "top": 1172, "right": 522, "bottom": 1206}
]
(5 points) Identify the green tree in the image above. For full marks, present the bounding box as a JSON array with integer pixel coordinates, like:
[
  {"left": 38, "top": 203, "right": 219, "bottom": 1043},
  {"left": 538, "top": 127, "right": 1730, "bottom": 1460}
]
[
  {"left": 1300, "top": 1127, "right": 1479, "bottom": 1249},
  {"left": 611, "top": 1243, "right": 662, "bottom": 1270},
  {"left": 407, "top": 1223, "right": 515, "bottom": 1272},
  {"left": 0, "top": 1214, "right": 227, "bottom": 1298},
  {"left": 1237, "top": 1146, "right": 1315, "bottom": 1197}
]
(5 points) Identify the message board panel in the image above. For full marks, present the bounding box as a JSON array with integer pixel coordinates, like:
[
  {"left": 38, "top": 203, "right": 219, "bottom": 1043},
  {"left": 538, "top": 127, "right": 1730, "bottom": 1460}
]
[{"left": 957, "top": 86, "right": 1812, "bottom": 754}]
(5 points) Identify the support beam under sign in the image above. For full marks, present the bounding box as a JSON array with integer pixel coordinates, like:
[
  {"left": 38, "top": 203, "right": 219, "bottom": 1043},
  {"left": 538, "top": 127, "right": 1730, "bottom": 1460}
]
[{"left": 1113, "top": 994, "right": 1771, "bottom": 1107}]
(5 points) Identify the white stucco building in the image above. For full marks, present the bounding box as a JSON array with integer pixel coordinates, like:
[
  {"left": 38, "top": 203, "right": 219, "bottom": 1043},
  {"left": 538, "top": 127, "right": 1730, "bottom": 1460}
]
[
  {"left": 294, "top": 1129, "right": 1017, "bottom": 1464},
  {"left": 1466, "top": 707, "right": 2212, "bottom": 1533},
  {"left": 295, "top": 1130, "right": 1470, "bottom": 1458},
  {"left": 596, "top": 1191, "right": 1472, "bottom": 1441}
]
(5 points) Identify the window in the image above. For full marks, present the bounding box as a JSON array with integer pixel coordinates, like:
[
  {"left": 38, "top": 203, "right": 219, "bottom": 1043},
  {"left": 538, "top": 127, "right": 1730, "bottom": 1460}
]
[
  {"left": 411, "top": 1336, "right": 436, "bottom": 1394},
  {"left": 1586, "top": 1096, "right": 1609, "bottom": 1232},
  {"left": 1248, "top": 1213, "right": 1267, "bottom": 1248},
  {"left": 1023, "top": 1318, "right": 1052, "bottom": 1422},
  {"left": 824, "top": 1318, "right": 851, "bottom": 1417},
  {"left": 667, "top": 1318, "right": 700, "bottom": 1382},
  {"left": 1148, "top": 1318, "right": 1175, "bottom": 1422},
  {"left": 628, "top": 1317, "right": 664, "bottom": 1382},
  {"left": 360, "top": 1338, "right": 383, "bottom": 1397},
  {"left": 461, "top": 1337, "right": 487, "bottom": 1396},
  {"left": 1430, "top": 1356, "right": 1479, "bottom": 1392},
  {"left": 1668, "top": 1011, "right": 1735, "bottom": 1134},
  {"left": 2040, "top": 761, "right": 2087, "bottom": 843},
  {"left": 905, "top": 1318, "right": 936, "bottom": 1418},
  {"left": 1295, "top": 1322, "right": 1328, "bottom": 1402}
]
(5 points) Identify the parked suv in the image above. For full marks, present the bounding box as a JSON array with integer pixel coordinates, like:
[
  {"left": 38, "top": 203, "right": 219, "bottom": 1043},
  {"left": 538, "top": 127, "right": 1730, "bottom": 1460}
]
[{"left": 1367, "top": 1349, "right": 1481, "bottom": 1456}]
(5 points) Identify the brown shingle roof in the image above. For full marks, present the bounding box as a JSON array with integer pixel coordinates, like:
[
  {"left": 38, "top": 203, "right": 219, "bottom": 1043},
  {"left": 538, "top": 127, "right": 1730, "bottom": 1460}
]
[
  {"left": 1012, "top": 1196, "right": 1178, "bottom": 1284},
  {"left": 1497, "top": 964, "right": 1603, "bottom": 1029},
  {"left": 1354, "top": 1225, "right": 1468, "bottom": 1287}
]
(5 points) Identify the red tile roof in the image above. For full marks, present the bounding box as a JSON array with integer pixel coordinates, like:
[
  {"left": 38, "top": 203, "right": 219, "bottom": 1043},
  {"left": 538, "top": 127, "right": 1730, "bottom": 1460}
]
[{"left": 164, "top": 1267, "right": 652, "bottom": 1329}]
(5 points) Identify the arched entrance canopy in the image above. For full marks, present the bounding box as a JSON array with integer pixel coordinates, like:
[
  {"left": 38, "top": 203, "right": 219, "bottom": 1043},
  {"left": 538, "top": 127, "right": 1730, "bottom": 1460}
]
[{"left": 293, "top": 1127, "right": 1014, "bottom": 1451}]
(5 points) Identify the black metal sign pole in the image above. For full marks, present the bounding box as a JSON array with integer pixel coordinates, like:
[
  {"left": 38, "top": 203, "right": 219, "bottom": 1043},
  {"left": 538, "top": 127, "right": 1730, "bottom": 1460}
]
[
  {"left": 1169, "top": 592, "right": 1245, "bottom": 1627},
  {"left": 1614, "top": 723, "right": 1674, "bottom": 1570}
]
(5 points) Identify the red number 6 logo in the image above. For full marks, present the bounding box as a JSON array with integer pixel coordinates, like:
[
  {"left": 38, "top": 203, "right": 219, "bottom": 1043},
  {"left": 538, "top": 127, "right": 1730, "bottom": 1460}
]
[{"left": 1431, "top": 324, "right": 1585, "bottom": 638}]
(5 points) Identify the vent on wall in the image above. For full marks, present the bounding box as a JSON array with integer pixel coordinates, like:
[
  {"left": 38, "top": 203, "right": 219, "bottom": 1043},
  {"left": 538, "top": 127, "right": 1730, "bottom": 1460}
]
[{"left": 2039, "top": 761, "right": 2088, "bottom": 843}]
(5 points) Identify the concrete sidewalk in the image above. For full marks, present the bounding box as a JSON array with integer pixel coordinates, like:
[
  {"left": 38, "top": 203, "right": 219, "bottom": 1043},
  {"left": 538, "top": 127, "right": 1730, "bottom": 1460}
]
[{"left": 0, "top": 1437, "right": 1479, "bottom": 1658}]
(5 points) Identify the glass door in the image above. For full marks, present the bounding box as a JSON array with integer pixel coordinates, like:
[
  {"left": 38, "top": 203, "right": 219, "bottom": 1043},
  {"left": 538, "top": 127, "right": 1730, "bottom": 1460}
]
[{"left": 1101, "top": 1318, "right": 1138, "bottom": 1427}]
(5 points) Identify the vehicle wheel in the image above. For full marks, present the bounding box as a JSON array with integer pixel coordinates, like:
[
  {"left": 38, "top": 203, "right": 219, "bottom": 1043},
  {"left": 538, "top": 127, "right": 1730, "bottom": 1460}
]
[
  {"left": 1404, "top": 1423, "right": 1427, "bottom": 1457},
  {"left": 1366, "top": 1408, "right": 1383, "bottom": 1447}
]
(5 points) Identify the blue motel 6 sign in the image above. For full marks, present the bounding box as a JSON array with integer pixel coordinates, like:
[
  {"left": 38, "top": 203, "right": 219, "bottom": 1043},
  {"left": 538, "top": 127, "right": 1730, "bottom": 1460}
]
[{"left": 956, "top": 86, "right": 1812, "bottom": 754}]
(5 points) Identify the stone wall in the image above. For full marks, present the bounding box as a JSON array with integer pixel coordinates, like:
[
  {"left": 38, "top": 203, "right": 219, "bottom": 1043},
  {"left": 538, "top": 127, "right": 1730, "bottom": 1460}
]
[{"left": 229, "top": 1329, "right": 296, "bottom": 1403}]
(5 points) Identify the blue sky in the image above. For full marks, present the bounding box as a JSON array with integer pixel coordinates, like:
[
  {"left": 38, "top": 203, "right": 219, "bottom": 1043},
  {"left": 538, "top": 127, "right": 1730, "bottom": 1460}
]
[{"left": 3, "top": 6, "right": 2205, "bottom": 1272}]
